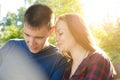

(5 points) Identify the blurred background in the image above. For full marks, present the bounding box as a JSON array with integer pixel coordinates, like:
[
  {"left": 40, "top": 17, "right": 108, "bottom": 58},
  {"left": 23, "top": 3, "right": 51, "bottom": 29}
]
[{"left": 0, "top": 0, "right": 120, "bottom": 79}]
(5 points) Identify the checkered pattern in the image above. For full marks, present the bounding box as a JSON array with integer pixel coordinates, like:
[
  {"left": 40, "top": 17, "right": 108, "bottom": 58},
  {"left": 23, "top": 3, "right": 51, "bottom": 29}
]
[{"left": 62, "top": 51, "right": 114, "bottom": 80}]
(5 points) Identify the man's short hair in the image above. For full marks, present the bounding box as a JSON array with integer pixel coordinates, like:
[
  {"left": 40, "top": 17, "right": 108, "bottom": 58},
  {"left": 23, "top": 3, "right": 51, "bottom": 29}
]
[{"left": 24, "top": 3, "right": 54, "bottom": 29}]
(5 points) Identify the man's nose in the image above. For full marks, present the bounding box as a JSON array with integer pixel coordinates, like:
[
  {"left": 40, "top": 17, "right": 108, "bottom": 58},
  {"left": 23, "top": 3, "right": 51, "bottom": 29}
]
[{"left": 29, "top": 38, "right": 35, "bottom": 46}]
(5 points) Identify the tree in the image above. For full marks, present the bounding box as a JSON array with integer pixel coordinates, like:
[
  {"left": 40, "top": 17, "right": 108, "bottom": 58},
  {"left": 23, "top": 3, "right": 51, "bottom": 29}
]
[
  {"left": 16, "top": 7, "right": 26, "bottom": 27},
  {"left": 91, "top": 21, "right": 120, "bottom": 63},
  {"left": 1, "top": 25, "right": 23, "bottom": 43},
  {"left": 34, "top": 0, "right": 84, "bottom": 17},
  {"left": 3, "top": 12, "right": 17, "bottom": 26}
]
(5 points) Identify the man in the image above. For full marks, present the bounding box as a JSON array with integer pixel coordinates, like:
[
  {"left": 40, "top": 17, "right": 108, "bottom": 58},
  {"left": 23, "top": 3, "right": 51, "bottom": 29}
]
[{"left": 0, "top": 3, "right": 66, "bottom": 80}]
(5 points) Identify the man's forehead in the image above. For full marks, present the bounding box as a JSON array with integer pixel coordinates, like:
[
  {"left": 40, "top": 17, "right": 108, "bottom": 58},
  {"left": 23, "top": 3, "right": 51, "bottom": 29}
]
[{"left": 24, "top": 22, "right": 49, "bottom": 30}]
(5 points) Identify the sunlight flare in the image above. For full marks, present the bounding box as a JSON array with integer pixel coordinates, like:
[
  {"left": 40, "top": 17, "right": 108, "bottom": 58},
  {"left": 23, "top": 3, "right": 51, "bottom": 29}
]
[{"left": 79, "top": 0, "right": 120, "bottom": 25}]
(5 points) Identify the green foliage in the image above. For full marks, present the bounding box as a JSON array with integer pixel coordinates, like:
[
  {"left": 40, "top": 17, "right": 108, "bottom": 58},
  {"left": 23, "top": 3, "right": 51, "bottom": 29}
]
[
  {"left": 91, "top": 22, "right": 120, "bottom": 63},
  {"left": 3, "top": 12, "right": 17, "bottom": 26},
  {"left": 1, "top": 25, "right": 23, "bottom": 43},
  {"left": 34, "top": 0, "right": 83, "bottom": 17},
  {"left": 48, "top": 33, "right": 56, "bottom": 45},
  {"left": 53, "top": 0, "right": 84, "bottom": 17},
  {"left": 16, "top": 7, "right": 26, "bottom": 27},
  {"left": 1, "top": 7, "right": 26, "bottom": 27}
]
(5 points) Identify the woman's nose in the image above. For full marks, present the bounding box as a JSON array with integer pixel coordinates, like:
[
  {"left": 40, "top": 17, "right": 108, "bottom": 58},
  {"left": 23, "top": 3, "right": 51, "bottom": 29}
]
[{"left": 55, "top": 35, "right": 59, "bottom": 43}]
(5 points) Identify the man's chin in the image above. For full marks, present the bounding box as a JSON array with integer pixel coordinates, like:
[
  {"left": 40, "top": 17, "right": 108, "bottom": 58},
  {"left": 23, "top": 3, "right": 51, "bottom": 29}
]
[{"left": 30, "top": 49, "right": 39, "bottom": 54}]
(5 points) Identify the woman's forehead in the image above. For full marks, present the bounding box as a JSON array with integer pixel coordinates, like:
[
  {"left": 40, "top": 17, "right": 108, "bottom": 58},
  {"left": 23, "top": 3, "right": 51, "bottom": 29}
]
[{"left": 55, "top": 20, "right": 68, "bottom": 30}]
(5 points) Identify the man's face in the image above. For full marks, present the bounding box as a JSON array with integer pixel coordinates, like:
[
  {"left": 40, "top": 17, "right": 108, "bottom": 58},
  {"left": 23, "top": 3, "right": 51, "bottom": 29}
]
[{"left": 24, "top": 22, "right": 51, "bottom": 53}]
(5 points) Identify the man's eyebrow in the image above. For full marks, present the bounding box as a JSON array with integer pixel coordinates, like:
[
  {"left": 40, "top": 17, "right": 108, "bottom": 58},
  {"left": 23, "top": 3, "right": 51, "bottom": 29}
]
[
  {"left": 35, "top": 36, "right": 45, "bottom": 38},
  {"left": 24, "top": 32, "right": 29, "bottom": 36},
  {"left": 24, "top": 32, "right": 46, "bottom": 38}
]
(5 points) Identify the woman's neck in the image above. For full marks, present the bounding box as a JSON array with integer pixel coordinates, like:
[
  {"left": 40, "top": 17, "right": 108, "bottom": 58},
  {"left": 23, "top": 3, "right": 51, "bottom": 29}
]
[
  {"left": 70, "top": 45, "right": 88, "bottom": 62},
  {"left": 69, "top": 45, "right": 88, "bottom": 78}
]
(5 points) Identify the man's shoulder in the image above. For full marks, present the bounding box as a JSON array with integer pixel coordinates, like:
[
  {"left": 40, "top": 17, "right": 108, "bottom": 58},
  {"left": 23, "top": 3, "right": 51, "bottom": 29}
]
[
  {"left": 6, "top": 39, "right": 25, "bottom": 45},
  {"left": 1, "top": 39, "right": 25, "bottom": 49},
  {"left": 0, "top": 39, "right": 26, "bottom": 56},
  {"left": 48, "top": 44, "right": 67, "bottom": 60},
  {"left": 48, "top": 44, "right": 60, "bottom": 54},
  {"left": 7, "top": 38, "right": 24, "bottom": 42},
  {"left": 88, "top": 51, "right": 110, "bottom": 66}
]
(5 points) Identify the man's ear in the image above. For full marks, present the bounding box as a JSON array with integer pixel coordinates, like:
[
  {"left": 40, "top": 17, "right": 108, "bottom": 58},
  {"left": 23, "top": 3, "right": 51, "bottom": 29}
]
[{"left": 49, "top": 27, "right": 55, "bottom": 35}]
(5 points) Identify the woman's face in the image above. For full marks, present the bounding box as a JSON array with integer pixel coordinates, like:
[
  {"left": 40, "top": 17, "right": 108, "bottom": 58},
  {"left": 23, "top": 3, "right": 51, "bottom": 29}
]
[{"left": 55, "top": 20, "right": 76, "bottom": 52}]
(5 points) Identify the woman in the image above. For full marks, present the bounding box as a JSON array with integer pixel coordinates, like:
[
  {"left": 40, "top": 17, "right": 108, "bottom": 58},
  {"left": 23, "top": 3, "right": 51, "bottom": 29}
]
[{"left": 55, "top": 13, "right": 116, "bottom": 80}]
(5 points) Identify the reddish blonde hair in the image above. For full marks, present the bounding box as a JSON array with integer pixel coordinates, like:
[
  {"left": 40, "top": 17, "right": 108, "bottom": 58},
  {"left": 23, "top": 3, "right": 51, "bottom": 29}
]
[
  {"left": 56, "top": 13, "right": 96, "bottom": 50},
  {"left": 55, "top": 13, "right": 116, "bottom": 75}
]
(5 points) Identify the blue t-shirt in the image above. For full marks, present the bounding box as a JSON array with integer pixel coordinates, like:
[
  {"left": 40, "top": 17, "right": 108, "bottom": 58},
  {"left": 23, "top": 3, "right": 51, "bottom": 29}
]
[{"left": 0, "top": 39, "right": 67, "bottom": 80}]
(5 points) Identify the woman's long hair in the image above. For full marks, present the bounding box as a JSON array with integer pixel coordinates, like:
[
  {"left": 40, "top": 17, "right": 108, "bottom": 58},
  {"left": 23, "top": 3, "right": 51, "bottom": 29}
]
[
  {"left": 56, "top": 13, "right": 96, "bottom": 58},
  {"left": 55, "top": 13, "right": 116, "bottom": 76}
]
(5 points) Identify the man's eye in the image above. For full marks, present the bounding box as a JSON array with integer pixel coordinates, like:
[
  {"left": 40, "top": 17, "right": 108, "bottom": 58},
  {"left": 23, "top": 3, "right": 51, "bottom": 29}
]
[
  {"left": 36, "top": 36, "right": 46, "bottom": 39},
  {"left": 24, "top": 33, "right": 30, "bottom": 37},
  {"left": 38, "top": 37, "right": 44, "bottom": 39}
]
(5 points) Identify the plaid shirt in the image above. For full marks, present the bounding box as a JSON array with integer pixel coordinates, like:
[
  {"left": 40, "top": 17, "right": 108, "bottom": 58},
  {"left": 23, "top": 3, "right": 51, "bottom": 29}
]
[{"left": 62, "top": 51, "right": 114, "bottom": 80}]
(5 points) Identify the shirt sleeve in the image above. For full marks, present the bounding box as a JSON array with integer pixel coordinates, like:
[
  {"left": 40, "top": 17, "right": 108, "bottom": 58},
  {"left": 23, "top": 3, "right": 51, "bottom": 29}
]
[{"left": 85, "top": 53, "right": 112, "bottom": 80}]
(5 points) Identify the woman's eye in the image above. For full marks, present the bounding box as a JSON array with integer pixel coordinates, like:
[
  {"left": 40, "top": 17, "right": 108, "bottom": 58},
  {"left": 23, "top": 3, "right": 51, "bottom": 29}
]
[{"left": 59, "top": 32, "right": 63, "bottom": 36}]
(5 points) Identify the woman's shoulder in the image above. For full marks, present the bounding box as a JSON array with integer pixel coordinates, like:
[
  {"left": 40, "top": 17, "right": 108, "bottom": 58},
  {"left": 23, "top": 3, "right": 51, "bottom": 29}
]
[{"left": 87, "top": 50, "right": 111, "bottom": 65}]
